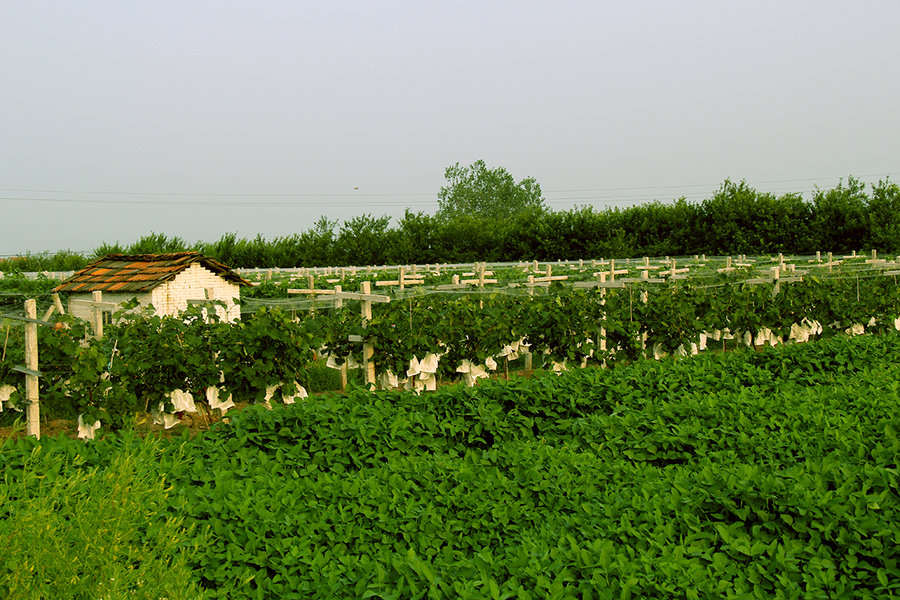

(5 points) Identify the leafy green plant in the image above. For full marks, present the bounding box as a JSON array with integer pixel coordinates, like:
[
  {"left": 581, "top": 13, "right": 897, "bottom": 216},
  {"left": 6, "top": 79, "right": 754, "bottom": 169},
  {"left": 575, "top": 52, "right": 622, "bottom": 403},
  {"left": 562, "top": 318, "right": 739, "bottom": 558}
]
[{"left": 0, "top": 436, "right": 208, "bottom": 599}]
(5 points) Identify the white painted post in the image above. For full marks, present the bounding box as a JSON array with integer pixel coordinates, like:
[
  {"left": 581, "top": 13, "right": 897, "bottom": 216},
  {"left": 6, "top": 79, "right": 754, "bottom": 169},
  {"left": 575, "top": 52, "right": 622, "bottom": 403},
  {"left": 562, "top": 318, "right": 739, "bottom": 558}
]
[
  {"left": 360, "top": 281, "right": 376, "bottom": 387},
  {"left": 24, "top": 299, "right": 39, "bottom": 439},
  {"left": 53, "top": 293, "right": 65, "bottom": 316},
  {"left": 477, "top": 263, "right": 485, "bottom": 308},
  {"left": 41, "top": 292, "right": 66, "bottom": 322},
  {"left": 92, "top": 291, "right": 104, "bottom": 339}
]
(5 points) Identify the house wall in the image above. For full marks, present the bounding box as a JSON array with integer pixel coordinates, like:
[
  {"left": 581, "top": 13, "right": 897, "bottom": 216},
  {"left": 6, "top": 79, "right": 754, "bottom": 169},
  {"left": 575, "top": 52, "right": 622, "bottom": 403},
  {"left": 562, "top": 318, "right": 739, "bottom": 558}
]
[
  {"left": 152, "top": 263, "right": 242, "bottom": 322},
  {"left": 67, "top": 263, "right": 243, "bottom": 322},
  {"left": 68, "top": 292, "right": 152, "bottom": 321}
]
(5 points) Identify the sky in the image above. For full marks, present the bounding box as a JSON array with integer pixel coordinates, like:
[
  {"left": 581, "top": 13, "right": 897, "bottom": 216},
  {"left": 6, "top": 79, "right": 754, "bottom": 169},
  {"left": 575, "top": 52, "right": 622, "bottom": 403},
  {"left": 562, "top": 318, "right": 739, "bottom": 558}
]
[{"left": 2, "top": 1, "right": 899, "bottom": 256}]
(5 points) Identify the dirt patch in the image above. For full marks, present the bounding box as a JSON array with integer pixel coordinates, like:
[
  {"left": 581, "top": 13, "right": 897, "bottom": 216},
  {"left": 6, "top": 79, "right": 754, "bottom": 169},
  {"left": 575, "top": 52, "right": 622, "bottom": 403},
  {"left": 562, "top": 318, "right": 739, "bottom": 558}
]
[{"left": 0, "top": 403, "right": 252, "bottom": 442}]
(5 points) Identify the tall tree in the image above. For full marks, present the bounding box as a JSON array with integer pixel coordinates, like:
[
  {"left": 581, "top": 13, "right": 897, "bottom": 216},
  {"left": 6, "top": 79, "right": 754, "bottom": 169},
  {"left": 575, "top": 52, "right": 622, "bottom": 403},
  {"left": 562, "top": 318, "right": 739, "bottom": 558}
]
[{"left": 436, "top": 160, "right": 546, "bottom": 221}]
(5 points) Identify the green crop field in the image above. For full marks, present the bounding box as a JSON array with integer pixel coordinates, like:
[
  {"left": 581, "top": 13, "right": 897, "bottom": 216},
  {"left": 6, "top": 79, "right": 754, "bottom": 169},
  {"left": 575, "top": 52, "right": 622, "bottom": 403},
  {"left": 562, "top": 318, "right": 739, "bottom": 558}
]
[{"left": 2, "top": 331, "right": 899, "bottom": 598}]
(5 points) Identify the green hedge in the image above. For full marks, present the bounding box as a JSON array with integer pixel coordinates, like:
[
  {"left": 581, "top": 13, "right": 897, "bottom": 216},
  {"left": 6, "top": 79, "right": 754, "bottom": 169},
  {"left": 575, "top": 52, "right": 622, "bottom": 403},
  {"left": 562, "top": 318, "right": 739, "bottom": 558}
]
[{"left": 3, "top": 177, "right": 899, "bottom": 270}]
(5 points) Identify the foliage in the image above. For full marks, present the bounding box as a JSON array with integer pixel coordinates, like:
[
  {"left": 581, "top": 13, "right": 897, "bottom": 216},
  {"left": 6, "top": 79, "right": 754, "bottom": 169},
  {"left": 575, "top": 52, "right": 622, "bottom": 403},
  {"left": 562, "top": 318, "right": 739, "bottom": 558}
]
[
  {"left": 218, "top": 307, "right": 318, "bottom": 402},
  {"left": 810, "top": 177, "right": 870, "bottom": 253},
  {"left": 436, "top": 160, "right": 547, "bottom": 222},
  {"left": 4, "top": 332, "right": 899, "bottom": 598},
  {"left": 0, "top": 435, "right": 208, "bottom": 600},
  {"left": 8, "top": 177, "right": 900, "bottom": 269},
  {"left": 3, "top": 304, "right": 319, "bottom": 429},
  {"left": 0, "top": 251, "right": 89, "bottom": 273},
  {"left": 4, "top": 267, "right": 900, "bottom": 428},
  {"left": 0, "top": 272, "right": 60, "bottom": 315}
]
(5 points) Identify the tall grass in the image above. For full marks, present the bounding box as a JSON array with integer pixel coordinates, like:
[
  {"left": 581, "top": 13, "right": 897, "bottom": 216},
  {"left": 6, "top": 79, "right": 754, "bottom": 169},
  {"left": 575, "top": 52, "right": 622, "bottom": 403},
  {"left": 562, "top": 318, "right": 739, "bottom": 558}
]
[{"left": 0, "top": 434, "right": 209, "bottom": 599}]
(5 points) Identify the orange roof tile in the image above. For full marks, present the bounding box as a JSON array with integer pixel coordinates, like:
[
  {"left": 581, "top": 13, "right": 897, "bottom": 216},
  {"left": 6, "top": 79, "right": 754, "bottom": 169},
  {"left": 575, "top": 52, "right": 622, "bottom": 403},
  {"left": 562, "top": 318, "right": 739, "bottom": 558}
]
[{"left": 52, "top": 252, "right": 252, "bottom": 294}]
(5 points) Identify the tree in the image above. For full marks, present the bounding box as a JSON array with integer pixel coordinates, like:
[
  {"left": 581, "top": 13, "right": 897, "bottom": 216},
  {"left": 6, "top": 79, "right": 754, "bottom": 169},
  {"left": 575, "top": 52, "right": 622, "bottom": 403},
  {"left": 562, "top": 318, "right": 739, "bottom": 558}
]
[
  {"left": 436, "top": 160, "right": 547, "bottom": 221},
  {"left": 810, "top": 177, "right": 869, "bottom": 253},
  {"left": 865, "top": 178, "right": 900, "bottom": 254}
]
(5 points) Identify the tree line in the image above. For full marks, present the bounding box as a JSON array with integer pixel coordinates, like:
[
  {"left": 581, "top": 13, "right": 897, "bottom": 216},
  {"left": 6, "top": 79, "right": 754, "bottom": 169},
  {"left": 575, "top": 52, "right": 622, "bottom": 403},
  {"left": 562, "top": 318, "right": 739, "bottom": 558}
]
[{"left": 3, "top": 176, "right": 899, "bottom": 272}]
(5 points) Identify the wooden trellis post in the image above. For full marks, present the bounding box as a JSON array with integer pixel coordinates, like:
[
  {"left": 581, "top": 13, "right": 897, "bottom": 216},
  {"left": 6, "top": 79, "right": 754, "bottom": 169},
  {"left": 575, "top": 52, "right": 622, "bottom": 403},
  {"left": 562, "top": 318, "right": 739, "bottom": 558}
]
[
  {"left": 636, "top": 257, "right": 661, "bottom": 280},
  {"left": 820, "top": 252, "right": 841, "bottom": 272},
  {"left": 460, "top": 263, "right": 497, "bottom": 288},
  {"left": 374, "top": 266, "right": 426, "bottom": 290},
  {"left": 718, "top": 256, "right": 735, "bottom": 274},
  {"left": 865, "top": 249, "right": 885, "bottom": 267},
  {"left": 666, "top": 258, "right": 690, "bottom": 280},
  {"left": 526, "top": 268, "right": 568, "bottom": 291},
  {"left": 434, "top": 274, "right": 467, "bottom": 291},
  {"left": 41, "top": 293, "right": 65, "bottom": 322},
  {"left": 461, "top": 263, "right": 498, "bottom": 308},
  {"left": 0, "top": 299, "right": 52, "bottom": 438},
  {"left": 333, "top": 282, "right": 391, "bottom": 388},
  {"left": 360, "top": 282, "right": 377, "bottom": 386},
  {"left": 607, "top": 259, "right": 629, "bottom": 282},
  {"left": 24, "top": 299, "right": 39, "bottom": 438},
  {"left": 70, "top": 291, "right": 117, "bottom": 339},
  {"left": 287, "top": 286, "right": 336, "bottom": 298}
]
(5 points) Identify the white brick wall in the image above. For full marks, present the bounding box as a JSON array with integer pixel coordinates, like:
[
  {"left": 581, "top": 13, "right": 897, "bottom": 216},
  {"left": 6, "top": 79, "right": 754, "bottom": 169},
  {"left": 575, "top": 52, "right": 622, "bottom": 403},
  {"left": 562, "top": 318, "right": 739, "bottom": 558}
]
[
  {"left": 67, "top": 264, "right": 243, "bottom": 322},
  {"left": 155, "top": 263, "right": 242, "bottom": 322},
  {"left": 69, "top": 291, "right": 155, "bottom": 321}
]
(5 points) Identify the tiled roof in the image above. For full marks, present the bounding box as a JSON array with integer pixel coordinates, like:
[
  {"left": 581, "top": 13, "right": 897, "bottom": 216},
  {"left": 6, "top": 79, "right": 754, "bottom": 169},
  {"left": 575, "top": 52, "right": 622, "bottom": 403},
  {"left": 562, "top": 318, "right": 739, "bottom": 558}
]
[{"left": 52, "top": 252, "right": 253, "bottom": 293}]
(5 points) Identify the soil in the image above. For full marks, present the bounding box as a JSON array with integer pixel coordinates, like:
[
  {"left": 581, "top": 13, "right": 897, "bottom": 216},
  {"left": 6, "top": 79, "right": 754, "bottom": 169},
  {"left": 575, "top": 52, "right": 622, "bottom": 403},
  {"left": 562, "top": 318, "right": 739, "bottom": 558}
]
[{"left": 0, "top": 403, "right": 251, "bottom": 442}]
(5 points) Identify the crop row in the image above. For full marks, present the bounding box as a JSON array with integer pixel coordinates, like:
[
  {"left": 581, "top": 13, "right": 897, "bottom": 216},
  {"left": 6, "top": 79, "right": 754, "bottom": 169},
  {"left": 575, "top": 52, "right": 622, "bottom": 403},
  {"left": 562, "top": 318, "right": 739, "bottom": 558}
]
[
  {"left": 1, "top": 273, "right": 899, "bottom": 435},
  {"left": 3, "top": 331, "right": 899, "bottom": 597}
]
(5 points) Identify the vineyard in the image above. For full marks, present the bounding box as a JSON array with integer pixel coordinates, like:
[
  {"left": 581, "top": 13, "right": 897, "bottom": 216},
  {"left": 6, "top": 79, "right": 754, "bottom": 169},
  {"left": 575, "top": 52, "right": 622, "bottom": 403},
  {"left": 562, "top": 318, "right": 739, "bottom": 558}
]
[
  {"left": 1, "top": 252, "right": 899, "bottom": 597},
  {"left": 2, "top": 252, "right": 900, "bottom": 438}
]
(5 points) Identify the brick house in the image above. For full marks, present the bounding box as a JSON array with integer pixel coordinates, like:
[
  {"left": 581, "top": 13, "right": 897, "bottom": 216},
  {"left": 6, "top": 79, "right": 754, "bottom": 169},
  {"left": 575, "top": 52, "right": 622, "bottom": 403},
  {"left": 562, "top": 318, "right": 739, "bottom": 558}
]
[{"left": 52, "top": 252, "right": 252, "bottom": 322}]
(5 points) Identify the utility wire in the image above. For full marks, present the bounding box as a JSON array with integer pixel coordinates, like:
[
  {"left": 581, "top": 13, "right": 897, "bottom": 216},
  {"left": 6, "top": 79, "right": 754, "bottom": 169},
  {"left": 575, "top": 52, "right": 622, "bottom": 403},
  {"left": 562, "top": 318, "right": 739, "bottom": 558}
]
[
  {"left": 1, "top": 172, "right": 896, "bottom": 208},
  {"left": 3, "top": 171, "right": 896, "bottom": 197}
]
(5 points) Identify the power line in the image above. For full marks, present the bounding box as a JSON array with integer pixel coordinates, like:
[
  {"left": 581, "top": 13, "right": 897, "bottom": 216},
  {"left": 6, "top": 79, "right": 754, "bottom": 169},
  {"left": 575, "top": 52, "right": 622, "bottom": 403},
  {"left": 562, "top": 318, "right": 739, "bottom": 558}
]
[
  {"left": 0, "top": 172, "right": 895, "bottom": 209},
  {"left": 2, "top": 172, "right": 896, "bottom": 199},
  {"left": 0, "top": 188, "right": 431, "bottom": 198}
]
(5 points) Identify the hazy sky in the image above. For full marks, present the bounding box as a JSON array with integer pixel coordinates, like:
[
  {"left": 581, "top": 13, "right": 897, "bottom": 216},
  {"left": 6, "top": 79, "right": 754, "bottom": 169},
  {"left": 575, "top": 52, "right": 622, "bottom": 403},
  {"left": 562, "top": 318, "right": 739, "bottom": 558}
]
[{"left": 2, "top": 1, "right": 899, "bottom": 256}]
